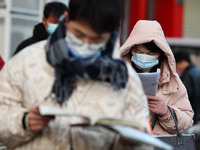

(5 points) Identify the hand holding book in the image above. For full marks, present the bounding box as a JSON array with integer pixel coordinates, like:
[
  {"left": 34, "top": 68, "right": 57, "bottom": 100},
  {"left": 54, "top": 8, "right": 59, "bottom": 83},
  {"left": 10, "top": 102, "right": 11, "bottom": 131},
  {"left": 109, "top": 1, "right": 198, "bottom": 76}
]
[{"left": 38, "top": 105, "right": 173, "bottom": 150}]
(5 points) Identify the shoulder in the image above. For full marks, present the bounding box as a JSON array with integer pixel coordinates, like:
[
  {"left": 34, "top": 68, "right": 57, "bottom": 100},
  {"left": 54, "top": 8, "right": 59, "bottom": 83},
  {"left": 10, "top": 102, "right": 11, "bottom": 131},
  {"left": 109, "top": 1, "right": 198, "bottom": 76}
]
[
  {"left": 124, "top": 62, "right": 147, "bottom": 98},
  {"left": 126, "top": 62, "right": 142, "bottom": 85},
  {"left": 5, "top": 40, "right": 48, "bottom": 74},
  {"left": 19, "top": 40, "right": 47, "bottom": 57},
  {"left": 14, "top": 37, "right": 38, "bottom": 55}
]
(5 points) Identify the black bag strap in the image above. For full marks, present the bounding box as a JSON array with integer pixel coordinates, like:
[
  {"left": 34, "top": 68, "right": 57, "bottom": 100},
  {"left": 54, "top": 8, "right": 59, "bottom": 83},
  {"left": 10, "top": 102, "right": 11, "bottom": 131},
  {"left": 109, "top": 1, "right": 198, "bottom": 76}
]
[
  {"left": 151, "top": 114, "right": 158, "bottom": 129},
  {"left": 168, "top": 106, "right": 183, "bottom": 138},
  {"left": 151, "top": 106, "right": 183, "bottom": 138}
]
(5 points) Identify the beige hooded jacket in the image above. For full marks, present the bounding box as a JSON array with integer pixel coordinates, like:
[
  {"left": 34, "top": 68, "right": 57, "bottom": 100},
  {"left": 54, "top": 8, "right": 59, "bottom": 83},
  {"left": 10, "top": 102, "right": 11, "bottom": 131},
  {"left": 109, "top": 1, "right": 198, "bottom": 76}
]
[
  {"left": 0, "top": 41, "right": 151, "bottom": 150},
  {"left": 120, "top": 20, "right": 194, "bottom": 135}
]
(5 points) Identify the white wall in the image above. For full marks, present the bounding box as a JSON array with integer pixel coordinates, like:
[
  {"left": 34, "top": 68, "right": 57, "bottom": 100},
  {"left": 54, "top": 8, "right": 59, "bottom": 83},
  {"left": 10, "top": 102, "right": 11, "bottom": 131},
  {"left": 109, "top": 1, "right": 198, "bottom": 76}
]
[
  {"left": 184, "top": 0, "right": 200, "bottom": 38},
  {"left": 0, "top": 0, "right": 69, "bottom": 61}
]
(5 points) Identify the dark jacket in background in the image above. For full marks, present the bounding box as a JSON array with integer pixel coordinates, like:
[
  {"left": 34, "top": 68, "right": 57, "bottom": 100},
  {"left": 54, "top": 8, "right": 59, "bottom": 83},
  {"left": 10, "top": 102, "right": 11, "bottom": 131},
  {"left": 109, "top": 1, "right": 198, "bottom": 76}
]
[
  {"left": 13, "top": 23, "right": 49, "bottom": 56},
  {"left": 181, "top": 64, "right": 200, "bottom": 124}
]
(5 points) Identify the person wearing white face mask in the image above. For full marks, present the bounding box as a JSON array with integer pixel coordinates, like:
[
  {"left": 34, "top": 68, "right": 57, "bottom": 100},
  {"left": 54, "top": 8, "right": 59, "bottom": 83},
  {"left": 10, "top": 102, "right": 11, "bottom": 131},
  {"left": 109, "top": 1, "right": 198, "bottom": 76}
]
[
  {"left": 13, "top": 2, "right": 68, "bottom": 56},
  {"left": 0, "top": 1, "right": 152, "bottom": 150},
  {"left": 65, "top": 30, "right": 106, "bottom": 59},
  {"left": 120, "top": 20, "right": 193, "bottom": 135}
]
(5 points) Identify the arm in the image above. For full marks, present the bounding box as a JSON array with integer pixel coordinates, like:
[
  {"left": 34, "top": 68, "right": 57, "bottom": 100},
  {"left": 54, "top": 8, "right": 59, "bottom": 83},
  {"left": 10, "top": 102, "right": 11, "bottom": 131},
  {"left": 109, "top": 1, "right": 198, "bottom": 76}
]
[
  {"left": 0, "top": 54, "right": 37, "bottom": 148},
  {"left": 154, "top": 91, "right": 193, "bottom": 134},
  {"left": 124, "top": 64, "right": 151, "bottom": 133}
]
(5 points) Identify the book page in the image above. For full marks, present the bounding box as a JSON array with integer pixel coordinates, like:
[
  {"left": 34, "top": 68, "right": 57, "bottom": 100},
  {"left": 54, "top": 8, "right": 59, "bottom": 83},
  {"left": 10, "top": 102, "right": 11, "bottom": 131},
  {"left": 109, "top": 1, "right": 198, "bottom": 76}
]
[
  {"left": 38, "top": 105, "right": 141, "bottom": 128},
  {"left": 108, "top": 125, "right": 173, "bottom": 150},
  {"left": 137, "top": 68, "right": 160, "bottom": 96},
  {"left": 38, "top": 105, "right": 88, "bottom": 118}
]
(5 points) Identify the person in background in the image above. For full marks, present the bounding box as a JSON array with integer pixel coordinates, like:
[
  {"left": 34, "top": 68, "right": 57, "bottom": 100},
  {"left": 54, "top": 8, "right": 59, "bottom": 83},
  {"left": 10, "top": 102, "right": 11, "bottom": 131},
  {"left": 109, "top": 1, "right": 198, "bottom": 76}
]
[
  {"left": 0, "top": 0, "right": 151, "bottom": 149},
  {"left": 120, "top": 20, "right": 193, "bottom": 135},
  {"left": 174, "top": 50, "right": 200, "bottom": 150},
  {"left": 13, "top": 2, "right": 68, "bottom": 56},
  {"left": 0, "top": 55, "right": 4, "bottom": 70},
  {"left": 174, "top": 51, "right": 200, "bottom": 124}
]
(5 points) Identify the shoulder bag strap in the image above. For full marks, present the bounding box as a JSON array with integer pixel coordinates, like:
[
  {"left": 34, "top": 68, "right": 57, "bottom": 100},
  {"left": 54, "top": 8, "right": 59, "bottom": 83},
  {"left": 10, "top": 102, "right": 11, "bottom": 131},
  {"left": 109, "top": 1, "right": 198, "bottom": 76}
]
[
  {"left": 168, "top": 106, "right": 183, "bottom": 137},
  {"left": 151, "top": 114, "right": 158, "bottom": 129}
]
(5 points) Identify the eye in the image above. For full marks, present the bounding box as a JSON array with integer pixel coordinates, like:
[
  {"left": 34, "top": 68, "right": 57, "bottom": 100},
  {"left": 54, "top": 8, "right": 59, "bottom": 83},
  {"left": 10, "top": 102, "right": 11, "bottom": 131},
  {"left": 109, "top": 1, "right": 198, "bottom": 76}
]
[
  {"left": 91, "top": 38, "right": 104, "bottom": 44},
  {"left": 74, "top": 32, "right": 85, "bottom": 39},
  {"left": 135, "top": 49, "right": 143, "bottom": 54},
  {"left": 149, "top": 52, "right": 160, "bottom": 56},
  {"left": 148, "top": 52, "right": 156, "bottom": 55}
]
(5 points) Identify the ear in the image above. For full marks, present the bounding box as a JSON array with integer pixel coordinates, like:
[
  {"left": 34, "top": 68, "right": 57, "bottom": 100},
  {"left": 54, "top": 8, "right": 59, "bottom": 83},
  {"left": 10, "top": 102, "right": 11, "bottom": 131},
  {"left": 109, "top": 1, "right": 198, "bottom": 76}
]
[
  {"left": 64, "top": 11, "right": 69, "bottom": 27},
  {"left": 64, "top": 11, "right": 69, "bottom": 21},
  {"left": 123, "top": 55, "right": 132, "bottom": 66},
  {"left": 42, "top": 17, "right": 46, "bottom": 25},
  {"left": 63, "top": 11, "right": 69, "bottom": 32}
]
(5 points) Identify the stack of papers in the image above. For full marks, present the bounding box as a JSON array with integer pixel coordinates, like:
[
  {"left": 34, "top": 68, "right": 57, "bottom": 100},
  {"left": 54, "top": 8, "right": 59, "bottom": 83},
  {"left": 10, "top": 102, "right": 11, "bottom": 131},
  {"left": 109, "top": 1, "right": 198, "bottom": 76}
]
[{"left": 138, "top": 68, "right": 160, "bottom": 96}]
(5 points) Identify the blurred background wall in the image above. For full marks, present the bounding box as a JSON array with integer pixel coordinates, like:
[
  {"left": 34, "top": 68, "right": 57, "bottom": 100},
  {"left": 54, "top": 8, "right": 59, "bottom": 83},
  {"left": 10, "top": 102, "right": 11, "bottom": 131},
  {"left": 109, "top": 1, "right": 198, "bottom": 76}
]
[{"left": 0, "top": 0, "right": 200, "bottom": 67}]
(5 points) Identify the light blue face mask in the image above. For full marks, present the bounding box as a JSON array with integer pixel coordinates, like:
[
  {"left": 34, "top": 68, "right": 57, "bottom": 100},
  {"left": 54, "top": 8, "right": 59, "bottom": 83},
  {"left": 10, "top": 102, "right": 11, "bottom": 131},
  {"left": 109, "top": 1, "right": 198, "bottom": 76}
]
[
  {"left": 47, "top": 23, "right": 58, "bottom": 35},
  {"left": 131, "top": 52, "right": 159, "bottom": 70}
]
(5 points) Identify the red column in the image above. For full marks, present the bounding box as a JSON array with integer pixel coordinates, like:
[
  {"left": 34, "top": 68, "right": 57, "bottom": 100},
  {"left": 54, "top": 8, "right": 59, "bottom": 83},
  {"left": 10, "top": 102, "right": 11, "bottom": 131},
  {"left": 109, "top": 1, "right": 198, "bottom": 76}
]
[
  {"left": 154, "top": 0, "right": 184, "bottom": 37},
  {"left": 0, "top": 56, "right": 4, "bottom": 70},
  {"left": 129, "top": 0, "right": 147, "bottom": 34}
]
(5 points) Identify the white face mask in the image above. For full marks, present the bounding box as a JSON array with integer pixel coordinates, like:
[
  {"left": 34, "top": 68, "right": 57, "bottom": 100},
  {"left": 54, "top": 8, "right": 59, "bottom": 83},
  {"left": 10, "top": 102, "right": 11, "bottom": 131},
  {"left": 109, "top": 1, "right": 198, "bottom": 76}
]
[
  {"left": 65, "top": 31, "right": 106, "bottom": 59},
  {"left": 131, "top": 52, "right": 159, "bottom": 70}
]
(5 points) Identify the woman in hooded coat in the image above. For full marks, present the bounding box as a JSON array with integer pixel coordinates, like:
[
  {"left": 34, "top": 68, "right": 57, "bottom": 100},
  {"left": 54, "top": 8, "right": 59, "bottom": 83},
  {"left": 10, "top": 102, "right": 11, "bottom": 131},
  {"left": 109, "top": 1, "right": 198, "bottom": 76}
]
[{"left": 120, "top": 20, "right": 194, "bottom": 135}]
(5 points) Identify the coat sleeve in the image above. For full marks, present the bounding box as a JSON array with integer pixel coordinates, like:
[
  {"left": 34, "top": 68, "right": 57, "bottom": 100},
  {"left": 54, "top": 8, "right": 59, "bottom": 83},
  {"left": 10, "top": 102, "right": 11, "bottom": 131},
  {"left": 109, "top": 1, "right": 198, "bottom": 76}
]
[
  {"left": 158, "top": 86, "right": 194, "bottom": 134},
  {"left": 0, "top": 53, "right": 37, "bottom": 148},
  {"left": 124, "top": 64, "right": 151, "bottom": 133}
]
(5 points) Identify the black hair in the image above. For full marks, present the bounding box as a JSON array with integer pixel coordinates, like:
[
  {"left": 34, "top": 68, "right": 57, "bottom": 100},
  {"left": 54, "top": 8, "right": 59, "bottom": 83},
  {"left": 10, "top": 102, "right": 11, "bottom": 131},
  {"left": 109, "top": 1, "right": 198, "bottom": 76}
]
[
  {"left": 43, "top": 2, "right": 68, "bottom": 21},
  {"left": 69, "top": 0, "right": 122, "bottom": 34},
  {"left": 174, "top": 51, "right": 191, "bottom": 63},
  {"left": 143, "top": 41, "right": 162, "bottom": 53}
]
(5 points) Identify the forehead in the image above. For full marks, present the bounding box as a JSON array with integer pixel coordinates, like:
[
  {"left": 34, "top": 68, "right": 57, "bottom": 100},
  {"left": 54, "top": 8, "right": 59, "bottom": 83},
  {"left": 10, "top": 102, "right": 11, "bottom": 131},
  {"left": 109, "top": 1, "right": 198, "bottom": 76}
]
[
  {"left": 46, "top": 13, "right": 58, "bottom": 23},
  {"left": 68, "top": 20, "right": 110, "bottom": 38},
  {"left": 134, "top": 45, "right": 151, "bottom": 52}
]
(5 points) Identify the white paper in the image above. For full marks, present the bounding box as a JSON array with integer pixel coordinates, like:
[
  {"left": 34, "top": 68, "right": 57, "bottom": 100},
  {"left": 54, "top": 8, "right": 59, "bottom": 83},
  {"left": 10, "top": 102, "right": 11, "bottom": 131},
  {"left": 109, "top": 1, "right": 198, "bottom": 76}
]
[
  {"left": 110, "top": 125, "right": 173, "bottom": 150},
  {"left": 138, "top": 68, "right": 160, "bottom": 96}
]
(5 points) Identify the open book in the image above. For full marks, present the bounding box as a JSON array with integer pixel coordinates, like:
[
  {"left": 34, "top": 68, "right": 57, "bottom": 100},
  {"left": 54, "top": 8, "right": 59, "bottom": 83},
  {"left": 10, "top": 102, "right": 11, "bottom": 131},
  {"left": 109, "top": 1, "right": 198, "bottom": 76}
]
[
  {"left": 38, "top": 105, "right": 172, "bottom": 150},
  {"left": 138, "top": 68, "right": 160, "bottom": 96},
  {"left": 38, "top": 105, "right": 141, "bottom": 127}
]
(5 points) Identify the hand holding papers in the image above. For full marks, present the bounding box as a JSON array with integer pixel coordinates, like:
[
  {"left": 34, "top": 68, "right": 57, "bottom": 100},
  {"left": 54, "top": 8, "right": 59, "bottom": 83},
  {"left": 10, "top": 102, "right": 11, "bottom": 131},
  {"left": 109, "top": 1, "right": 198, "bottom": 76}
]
[{"left": 138, "top": 68, "right": 160, "bottom": 96}]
